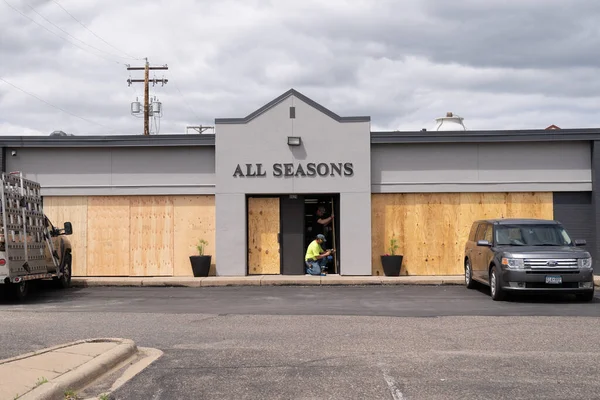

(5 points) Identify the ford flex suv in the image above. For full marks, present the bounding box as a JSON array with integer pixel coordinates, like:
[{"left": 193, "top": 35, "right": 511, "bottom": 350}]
[{"left": 464, "top": 219, "right": 595, "bottom": 301}]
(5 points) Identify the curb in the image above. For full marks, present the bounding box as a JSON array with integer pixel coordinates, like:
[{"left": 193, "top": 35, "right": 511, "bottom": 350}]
[
  {"left": 71, "top": 276, "right": 467, "bottom": 288},
  {"left": 17, "top": 338, "right": 137, "bottom": 400},
  {"left": 72, "top": 274, "right": 600, "bottom": 288}
]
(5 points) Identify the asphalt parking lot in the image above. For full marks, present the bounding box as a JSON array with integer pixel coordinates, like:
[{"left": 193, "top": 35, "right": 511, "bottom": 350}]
[{"left": 0, "top": 284, "right": 598, "bottom": 399}]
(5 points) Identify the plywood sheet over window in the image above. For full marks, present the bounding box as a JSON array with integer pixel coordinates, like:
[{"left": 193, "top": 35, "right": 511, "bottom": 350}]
[
  {"left": 43, "top": 196, "right": 88, "bottom": 276},
  {"left": 42, "top": 195, "right": 216, "bottom": 277},
  {"left": 248, "top": 197, "right": 280, "bottom": 275},
  {"left": 371, "top": 192, "right": 554, "bottom": 276},
  {"left": 130, "top": 196, "right": 174, "bottom": 276},
  {"left": 173, "top": 196, "right": 216, "bottom": 276},
  {"left": 87, "top": 196, "right": 131, "bottom": 276}
]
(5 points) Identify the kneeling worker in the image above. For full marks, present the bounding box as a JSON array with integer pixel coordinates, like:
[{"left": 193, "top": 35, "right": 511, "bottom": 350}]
[{"left": 305, "top": 234, "right": 334, "bottom": 275}]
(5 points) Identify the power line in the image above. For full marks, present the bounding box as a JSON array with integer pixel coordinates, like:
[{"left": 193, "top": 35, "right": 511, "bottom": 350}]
[
  {"left": 0, "top": 77, "right": 117, "bottom": 132},
  {"left": 48, "top": 0, "right": 142, "bottom": 60},
  {"left": 2, "top": 0, "right": 125, "bottom": 65},
  {"left": 24, "top": 1, "right": 136, "bottom": 62},
  {"left": 170, "top": 81, "right": 201, "bottom": 121}
]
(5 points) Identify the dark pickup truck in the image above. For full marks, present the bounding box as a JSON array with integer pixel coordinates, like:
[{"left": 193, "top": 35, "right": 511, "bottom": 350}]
[{"left": 464, "top": 218, "right": 595, "bottom": 301}]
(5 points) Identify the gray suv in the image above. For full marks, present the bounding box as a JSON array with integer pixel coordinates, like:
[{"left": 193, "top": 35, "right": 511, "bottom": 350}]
[{"left": 464, "top": 219, "right": 595, "bottom": 301}]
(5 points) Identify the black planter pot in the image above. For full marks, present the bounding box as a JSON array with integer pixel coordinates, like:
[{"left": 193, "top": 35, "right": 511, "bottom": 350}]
[
  {"left": 190, "top": 255, "right": 212, "bottom": 277},
  {"left": 381, "top": 255, "right": 403, "bottom": 276}
]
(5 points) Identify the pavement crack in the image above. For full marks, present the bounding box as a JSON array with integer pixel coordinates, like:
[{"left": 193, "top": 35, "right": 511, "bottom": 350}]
[
  {"left": 295, "top": 355, "right": 352, "bottom": 366},
  {"left": 381, "top": 368, "right": 406, "bottom": 400}
]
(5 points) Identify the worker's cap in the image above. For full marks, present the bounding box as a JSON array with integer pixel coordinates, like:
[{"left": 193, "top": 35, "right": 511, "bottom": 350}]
[{"left": 317, "top": 234, "right": 326, "bottom": 242}]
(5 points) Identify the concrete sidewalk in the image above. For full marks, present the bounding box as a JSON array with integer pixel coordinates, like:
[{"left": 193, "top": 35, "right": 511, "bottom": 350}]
[
  {"left": 71, "top": 274, "right": 600, "bottom": 288},
  {"left": 0, "top": 338, "right": 136, "bottom": 400},
  {"left": 72, "top": 275, "right": 466, "bottom": 288}
]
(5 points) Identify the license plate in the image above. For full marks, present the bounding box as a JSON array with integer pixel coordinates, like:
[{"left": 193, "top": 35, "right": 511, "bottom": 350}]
[{"left": 545, "top": 276, "right": 562, "bottom": 284}]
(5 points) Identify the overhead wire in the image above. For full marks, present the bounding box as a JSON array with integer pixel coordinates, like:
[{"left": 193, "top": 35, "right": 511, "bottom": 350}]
[
  {"left": 1, "top": 0, "right": 161, "bottom": 134},
  {"left": 168, "top": 80, "right": 202, "bottom": 122},
  {"left": 48, "top": 0, "right": 142, "bottom": 60},
  {"left": 2, "top": 0, "right": 126, "bottom": 65},
  {"left": 23, "top": 1, "right": 138, "bottom": 62},
  {"left": 0, "top": 77, "right": 118, "bottom": 132}
]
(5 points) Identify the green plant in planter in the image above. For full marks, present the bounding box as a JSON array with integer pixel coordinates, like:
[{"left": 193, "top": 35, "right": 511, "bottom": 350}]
[
  {"left": 381, "top": 235, "right": 403, "bottom": 276},
  {"left": 388, "top": 237, "right": 399, "bottom": 256},
  {"left": 190, "top": 238, "right": 211, "bottom": 277},
  {"left": 196, "top": 239, "right": 208, "bottom": 256}
]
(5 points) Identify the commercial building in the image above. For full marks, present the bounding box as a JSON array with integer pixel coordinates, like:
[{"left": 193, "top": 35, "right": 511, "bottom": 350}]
[{"left": 1, "top": 89, "right": 599, "bottom": 277}]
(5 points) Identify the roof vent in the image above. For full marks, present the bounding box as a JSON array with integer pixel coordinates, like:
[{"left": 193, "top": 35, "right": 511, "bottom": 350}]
[{"left": 433, "top": 112, "right": 466, "bottom": 131}]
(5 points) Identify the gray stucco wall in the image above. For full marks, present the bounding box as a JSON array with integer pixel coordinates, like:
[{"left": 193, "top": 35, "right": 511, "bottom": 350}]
[
  {"left": 6, "top": 147, "right": 216, "bottom": 195},
  {"left": 371, "top": 141, "right": 592, "bottom": 193},
  {"left": 215, "top": 91, "right": 372, "bottom": 275},
  {"left": 215, "top": 193, "right": 247, "bottom": 275}
]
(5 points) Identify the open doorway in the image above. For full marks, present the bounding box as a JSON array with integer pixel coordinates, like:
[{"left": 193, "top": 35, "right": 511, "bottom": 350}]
[
  {"left": 304, "top": 194, "right": 340, "bottom": 274},
  {"left": 277, "top": 193, "right": 341, "bottom": 275}
]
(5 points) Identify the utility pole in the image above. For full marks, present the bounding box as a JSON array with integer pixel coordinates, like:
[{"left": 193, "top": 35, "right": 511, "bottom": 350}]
[{"left": 127, "top": 58, "right": 168, "bottom": 135}]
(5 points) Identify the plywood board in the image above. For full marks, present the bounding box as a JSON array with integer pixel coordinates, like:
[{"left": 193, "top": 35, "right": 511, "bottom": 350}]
[
  {"left": 371, "top": 192, "right": 554, "bottom": 276},
  {"left": 42, "top": 196, "right": 88, "bottom": 276},
  {"left": 87, "top": 196, "right": 130, "bottom": 276},
  {"left": 129, "top": 196, "right": 174, "bottom": 276},
  {"left": 173, "top": 196, "right": 216, "bottom": 276},
  {"left": 248, "top": 197, "right": 280, "bottom": 275}
]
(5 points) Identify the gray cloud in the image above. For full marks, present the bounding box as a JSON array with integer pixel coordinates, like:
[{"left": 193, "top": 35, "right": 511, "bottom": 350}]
[{"left": 1, "top": 0, "right": 600, "bottom": 135}]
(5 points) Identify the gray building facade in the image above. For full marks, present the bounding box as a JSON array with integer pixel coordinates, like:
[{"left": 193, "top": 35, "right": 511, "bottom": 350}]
[
  {"left": 1, "top": 89, "right": 599, "bottom": 277},
  {"left": 214, "top": 90, "right": 372, "bottom": 276}
]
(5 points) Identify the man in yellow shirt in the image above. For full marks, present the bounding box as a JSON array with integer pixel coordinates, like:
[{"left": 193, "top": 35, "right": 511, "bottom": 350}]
[{"left": 305, "top": 234, "right": 334, "bottom": 275}]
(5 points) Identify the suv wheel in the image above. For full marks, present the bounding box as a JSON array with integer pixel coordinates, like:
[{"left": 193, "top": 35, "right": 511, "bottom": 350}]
[
  {"left": 576, "top": 291, "right": 595, "bottom": 302},
  {"left": 490, "top": 266, "right": 505, "bottom": 301},
  {"left": 465, "top": 259, "right": 475, "bottom": 289}
]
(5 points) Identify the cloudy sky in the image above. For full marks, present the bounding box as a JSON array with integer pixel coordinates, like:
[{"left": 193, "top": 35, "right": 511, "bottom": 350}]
[{"left": 1, "top": 0, "right": 600, "bottom": 136}]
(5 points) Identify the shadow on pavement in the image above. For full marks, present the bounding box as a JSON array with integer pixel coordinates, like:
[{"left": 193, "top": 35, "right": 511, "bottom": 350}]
[
  {"left": 470, "top": 281, "right": 598, "bottom": 304},
  {"left": 0, "top": 280, "right": 88, "bottom": 305}
]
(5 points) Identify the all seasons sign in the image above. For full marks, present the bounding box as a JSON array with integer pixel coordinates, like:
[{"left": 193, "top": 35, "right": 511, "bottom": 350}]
[{"left": 233, "top": 162, "right": 354, "bottom": 178}]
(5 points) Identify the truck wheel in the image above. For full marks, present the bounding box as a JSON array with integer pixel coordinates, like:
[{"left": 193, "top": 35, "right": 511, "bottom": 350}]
[
  {"left": 12, "top": 281, "right": 28, "bottom": 302},
  {"left": 489, "top": 266, "right": 505, "bottom": 301},
  {"left": 57, "top": 253, "right": 72, "bottom": 289}
]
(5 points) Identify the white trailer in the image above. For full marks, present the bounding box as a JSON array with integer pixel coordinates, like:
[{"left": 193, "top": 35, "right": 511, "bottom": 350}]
[{"left": 0, "top": 171, "right": 73, "bottom": 301}]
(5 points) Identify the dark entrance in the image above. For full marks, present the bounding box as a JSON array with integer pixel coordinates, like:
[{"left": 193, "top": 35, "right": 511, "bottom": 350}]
[
  {"left": 280, "top": 195, "right": 305, "bottom": 275},
  {"left": 279, "top": 193, "right": 340, "bottom": 275},
  {"left": 553, "top": 191, "right": 597, "bottom": 273},
  {"left": 303, "top": 194, "right": 340, "bottom": 274}
]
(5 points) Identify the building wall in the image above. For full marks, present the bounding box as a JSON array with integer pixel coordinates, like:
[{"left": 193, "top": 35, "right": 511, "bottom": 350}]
[
  {"left": 43, "top": 195, "right": 216, "bottom": 277},
  {"left": 6, "top": 147, "right": 216, "bottom": 196},
  {"left": 371, "top": 192, "right": 554, "bottom": 276},
  {"left": 371, "top": 141, "right": 592, "bottom": 193},
  {"left": 215, "top": 93, "right": 372, "bottom": 275},
  {"left": 5, "top": 145, "right": 218, "bottom": 277},
  {"left": 1, "top": 128, "right": 596, "bottom": 277},
  {"left": 553, "top": 192, "right": 596, "bottom": 273}
]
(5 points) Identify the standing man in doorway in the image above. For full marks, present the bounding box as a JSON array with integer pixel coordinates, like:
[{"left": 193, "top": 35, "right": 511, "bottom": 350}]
[
  {"left": 313, "top": 204, "right": 334, "bottom": 243},
  {"left": 312, "top": 204, "right": 335, "bottom": 272},
  {"left": 305, "top": 234, "right": 334, "bottom": 276}
]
